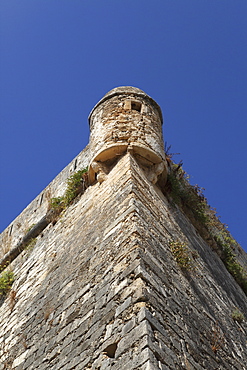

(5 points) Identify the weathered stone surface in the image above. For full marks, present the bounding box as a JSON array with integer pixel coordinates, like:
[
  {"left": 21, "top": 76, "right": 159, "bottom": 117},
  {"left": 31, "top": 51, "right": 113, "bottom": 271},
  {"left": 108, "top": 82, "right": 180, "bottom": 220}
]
[
  {"left": 88, "top": 86, "right": 167, "bottom": 185},
  {"left": 0, "top": 87, "right": 247, "bottom": 369}
]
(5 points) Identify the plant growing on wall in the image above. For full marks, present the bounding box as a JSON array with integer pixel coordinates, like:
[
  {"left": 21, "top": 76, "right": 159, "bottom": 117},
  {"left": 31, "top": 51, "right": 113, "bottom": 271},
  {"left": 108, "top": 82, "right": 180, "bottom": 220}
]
[
  {"left": 165, "top": 151, "right": 247, "bottom": 296},
  {"left": 169, "top": 240, "right": 195, "bottom": 271},
  {"left": 210, "top": 323, "right": 225, "bottom": 354},
  {"left": 0, "top": 270, "right": 15, "bottom": 297},
  {"left": 0, "top": 168, "right": 89, "bottom": 274},
  {"left": 166, "top": 163, "right": 209, "bottom": 225},
  {"left": 25, "top": 237, "right": 37, "bottom": 253},
  {"left": 49, "top": 168, "right": 88, "bottom": 212},
  {"left": 49, "top": 196, "right": 65, "bottom": 215},
  {"left": 64, "top": 168, "right": 88, "bottom": 206},
  {"left": 215, "top": 231, "right": 247, "bottom": 295},
  {"left": 231, "top": 308, "right": 245, "bottom": 323}
]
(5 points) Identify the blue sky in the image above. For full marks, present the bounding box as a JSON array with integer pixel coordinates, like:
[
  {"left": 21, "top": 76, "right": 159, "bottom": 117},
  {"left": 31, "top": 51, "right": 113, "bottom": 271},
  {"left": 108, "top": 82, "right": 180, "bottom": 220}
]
[{"left": 0, "top": 1, "right": 246, "bottom": 252}]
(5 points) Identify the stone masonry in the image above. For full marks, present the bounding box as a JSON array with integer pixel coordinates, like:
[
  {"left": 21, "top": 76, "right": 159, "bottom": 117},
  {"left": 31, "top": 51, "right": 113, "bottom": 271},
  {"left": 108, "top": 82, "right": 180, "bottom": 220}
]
[{"left": 0, "top": 87, "right": 247, "bottom": 369}]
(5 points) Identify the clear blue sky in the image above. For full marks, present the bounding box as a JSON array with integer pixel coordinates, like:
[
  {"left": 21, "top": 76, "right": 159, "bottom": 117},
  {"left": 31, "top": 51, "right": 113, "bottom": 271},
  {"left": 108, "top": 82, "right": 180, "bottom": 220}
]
[{"left": 0, "top": 1, "right": 246, "bottom": 252}]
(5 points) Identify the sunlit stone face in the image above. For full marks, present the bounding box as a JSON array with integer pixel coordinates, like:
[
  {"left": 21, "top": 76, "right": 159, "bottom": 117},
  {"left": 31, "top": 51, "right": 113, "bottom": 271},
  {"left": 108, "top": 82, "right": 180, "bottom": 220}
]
[{"left": 88, "top": 87, "right": 166, "bottom": 184}]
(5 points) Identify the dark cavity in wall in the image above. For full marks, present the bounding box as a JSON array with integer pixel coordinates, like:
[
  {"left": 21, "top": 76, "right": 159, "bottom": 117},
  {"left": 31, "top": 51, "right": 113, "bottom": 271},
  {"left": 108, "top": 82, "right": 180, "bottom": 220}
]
[
  {"left": 9, "top": 225, "right": 13, "bottom": 236},
  {"left": 103, "top": 343, "right": 118, "bottom": 358},
  {"left": 131, "top": 101, "right": 142, "bottom": 112},
  {"left": 39, "top": 193, "right": 44, "bottom": 206}
]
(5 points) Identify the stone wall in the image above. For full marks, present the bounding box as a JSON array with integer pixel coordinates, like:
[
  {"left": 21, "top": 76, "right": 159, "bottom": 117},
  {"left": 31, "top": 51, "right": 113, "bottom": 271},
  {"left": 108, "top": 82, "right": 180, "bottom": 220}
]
[
  {"left": 0, "top": 145, "right": 90, "bottom": 258},
  {"left": 0, "top": 152, "right": 246, "bottom": 369},
  {"left": 89, "top": 87, "right": 164, "bottom": 160},
  {"left": 88, "top": 86, "right": 166, "bottom": 185}
]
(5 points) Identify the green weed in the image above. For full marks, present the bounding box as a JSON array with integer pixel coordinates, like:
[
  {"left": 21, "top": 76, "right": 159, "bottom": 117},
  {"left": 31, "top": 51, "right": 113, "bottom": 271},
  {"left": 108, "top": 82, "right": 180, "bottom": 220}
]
[
  {"left": 64, "top": 168, "right": 88, "bottom": 207},
  {"left": 169, "top": 240, "right": 195, "bottom": 271},
  {"left": 215, "top": 231, "right": 247, "bottom": 295},
  {"left": 25, "top": 238, "right": 37, "bottom": 252},
  {"left": 0, "top": 270, "right": 15, "bottom": 297},
  {"left": 231, "top": 308, "right": 245, "bottom": 323},
  {"left": 49, "top": 168, "right": 88, "bottom": 212},
  {"left": 166, "top": 168, "right": 209, "bottom": 225},
  {"left": 165, "top": 154, "right": 247, "bottom": 296},
  {"left": 49, "top": 196, "right": 65, "bottom": 212}
]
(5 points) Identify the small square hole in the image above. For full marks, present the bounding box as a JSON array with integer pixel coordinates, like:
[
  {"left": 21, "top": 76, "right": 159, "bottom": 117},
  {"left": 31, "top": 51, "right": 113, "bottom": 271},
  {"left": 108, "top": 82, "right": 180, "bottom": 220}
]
[{"left": 131, "top": 101, "right": 142, "bottom": 112}]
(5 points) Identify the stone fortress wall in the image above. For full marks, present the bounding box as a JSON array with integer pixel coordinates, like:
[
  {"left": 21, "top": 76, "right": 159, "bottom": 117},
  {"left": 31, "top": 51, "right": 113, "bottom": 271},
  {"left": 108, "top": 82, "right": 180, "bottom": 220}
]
[
  {"left": 0, "top": 145, "right": 90, "bottom": 258},
  {"left": 0, "top": 87, "right": 247, "bottom": 369}
]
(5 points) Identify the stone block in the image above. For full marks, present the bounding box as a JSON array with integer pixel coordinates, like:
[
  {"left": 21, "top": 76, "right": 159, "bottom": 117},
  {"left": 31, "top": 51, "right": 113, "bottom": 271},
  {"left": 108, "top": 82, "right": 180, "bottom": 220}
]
[
  {"left": 115, "top": 320, "right": 152, "bottom": 358},
  {"left": 115, "top": 296, "right": 132, "bottom": 318}
]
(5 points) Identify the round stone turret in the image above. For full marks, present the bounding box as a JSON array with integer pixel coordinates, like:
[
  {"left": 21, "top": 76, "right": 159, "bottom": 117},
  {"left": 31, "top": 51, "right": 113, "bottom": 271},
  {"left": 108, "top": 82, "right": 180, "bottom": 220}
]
[{"left": 88, "top": 86, "right": 167, "bottom": 184}]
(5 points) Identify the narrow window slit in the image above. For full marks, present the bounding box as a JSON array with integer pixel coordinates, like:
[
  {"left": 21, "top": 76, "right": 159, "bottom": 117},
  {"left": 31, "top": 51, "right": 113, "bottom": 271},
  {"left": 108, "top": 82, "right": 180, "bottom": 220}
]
[
  {"left": 9, "top": 225, "right": 13, "bottom": 236},
  {"left": 40, "top": 193, "right": 44, "bottom": 205}
]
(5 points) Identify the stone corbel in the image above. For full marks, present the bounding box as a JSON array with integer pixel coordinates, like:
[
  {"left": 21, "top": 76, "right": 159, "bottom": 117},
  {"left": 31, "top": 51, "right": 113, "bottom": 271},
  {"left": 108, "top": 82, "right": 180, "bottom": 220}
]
[
  {"left": 90, "top": 160, "right": 108, "bottom": 183},
  {"left": 147, "top": 161, "right": 165, "bottom": 184}
]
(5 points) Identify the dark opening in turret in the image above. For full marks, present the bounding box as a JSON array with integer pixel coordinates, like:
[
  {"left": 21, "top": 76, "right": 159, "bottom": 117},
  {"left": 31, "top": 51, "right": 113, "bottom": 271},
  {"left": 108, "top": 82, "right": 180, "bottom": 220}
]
[{"left": 131, "top": 101, "right": 142, "bottom": 112}]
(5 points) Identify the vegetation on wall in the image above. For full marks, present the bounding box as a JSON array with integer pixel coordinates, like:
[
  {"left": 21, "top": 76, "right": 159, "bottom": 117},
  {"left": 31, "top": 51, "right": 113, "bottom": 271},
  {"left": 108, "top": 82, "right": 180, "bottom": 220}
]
[
  {"left": 25, "top": 238, "right": 37, "bottom": 253},
  {"left": 165, "top": 165, "right": 209, "bottom": 225},
  {"left": 0, "top": 270, "right": 15, "bottom": 297},
  {"left": 169, "top": 240, "right": 196, "bottom": 271},
  {"left": 164, "top": 149, "right": 247, "bottom": 295},
  {"left": 0, "top": 167, "right": 89, "bottom": 274},
  {"left": 231, "top": 308, "right": 245, "bottom": 323},
  {"left": 49, "top": 168, "right": 88, "bottom": 213},
  {"left": 215, "top": 230, "right": 247, "bottom": 294}
]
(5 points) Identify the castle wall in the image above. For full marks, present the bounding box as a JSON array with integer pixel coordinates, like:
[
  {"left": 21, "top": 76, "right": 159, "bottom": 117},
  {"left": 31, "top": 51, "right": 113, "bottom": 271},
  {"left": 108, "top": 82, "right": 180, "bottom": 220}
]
[
  {"left": 0, "top": 145, "right": 90, "bottom": 257},
  {"left": 0, "top": 153, "right": 247, "bottom": 369},
  {"left": 1, "top": 86, "right": 247, "bottom": 369}
]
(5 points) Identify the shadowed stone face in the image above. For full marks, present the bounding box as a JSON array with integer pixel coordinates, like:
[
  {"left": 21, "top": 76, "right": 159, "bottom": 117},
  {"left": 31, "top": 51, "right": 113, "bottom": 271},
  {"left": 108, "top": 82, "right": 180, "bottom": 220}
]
[{"left": 88, "top": 86, "right": 167, "bottom": 184}]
